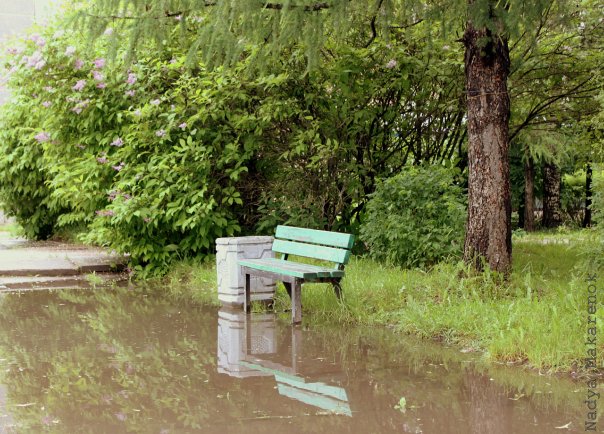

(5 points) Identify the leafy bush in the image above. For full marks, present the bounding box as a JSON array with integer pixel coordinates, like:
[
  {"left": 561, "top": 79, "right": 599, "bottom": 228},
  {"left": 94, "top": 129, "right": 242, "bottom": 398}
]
[
  {"left": 0, "top": 86, "right": 67, "bottom": 239},
  {"left": 360, "top": 166, "right": 466, "bottom": 268},
  {"left": 0, "top": 25, "right": 304, "bottom": 273}
]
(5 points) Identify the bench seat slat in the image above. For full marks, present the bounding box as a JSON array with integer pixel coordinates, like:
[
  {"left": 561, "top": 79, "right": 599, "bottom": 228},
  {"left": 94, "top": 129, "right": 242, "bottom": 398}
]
[
  {"left": 239, "top": 258, "right": 345, "bottom": 280},
  {"left": 272, "top": 240, "right": 351, "bottom": 265},
  {"left": 276, "top": 225, "right": 355, "bottom": 249},
  {"left": 258, "top": 258, "right": 343, "bottom": 278}
]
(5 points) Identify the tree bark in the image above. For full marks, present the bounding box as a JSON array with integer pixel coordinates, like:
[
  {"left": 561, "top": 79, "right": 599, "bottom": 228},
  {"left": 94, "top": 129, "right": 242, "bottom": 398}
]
[
  {"left": 463, "top": 20, "right": 512, "bottom": 274},
  {"left": 523, "top": 154, "right": 535, "bottom": 232},
  {"left": 542, "top": 161, "right": 562, "bottom": 228},
  {"left": 583, "top": 162, "right": 593, "bottom": 228}
]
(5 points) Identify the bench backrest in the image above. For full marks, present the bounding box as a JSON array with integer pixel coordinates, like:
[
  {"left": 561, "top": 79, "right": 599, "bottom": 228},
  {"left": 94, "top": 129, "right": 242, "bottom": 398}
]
[{"left": 273, "top": 225, "right": 355, "bottom": 267}]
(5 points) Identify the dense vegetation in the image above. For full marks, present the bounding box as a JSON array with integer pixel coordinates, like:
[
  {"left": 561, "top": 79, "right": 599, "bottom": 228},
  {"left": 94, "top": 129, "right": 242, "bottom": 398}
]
[
  {"left": 0, "top": 0, "right": 602, "bottom": 375},
  {"left": 1, "top": 2, "right": 601, "bottom": 273}
]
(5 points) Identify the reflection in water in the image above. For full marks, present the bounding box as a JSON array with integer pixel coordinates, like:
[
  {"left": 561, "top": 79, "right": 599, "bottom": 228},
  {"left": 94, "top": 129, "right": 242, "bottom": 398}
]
[
  {"left": 218, "top": 309, "right": 352, "bottom": 416},
  {"left": 0, "top": 288, "right": 585, "bottom": 433}
]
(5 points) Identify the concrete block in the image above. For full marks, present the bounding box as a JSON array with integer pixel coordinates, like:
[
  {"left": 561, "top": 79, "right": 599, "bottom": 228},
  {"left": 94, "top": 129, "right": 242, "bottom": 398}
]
[{"left": 216, "top": 236, "right": 275, "bottom": 306}]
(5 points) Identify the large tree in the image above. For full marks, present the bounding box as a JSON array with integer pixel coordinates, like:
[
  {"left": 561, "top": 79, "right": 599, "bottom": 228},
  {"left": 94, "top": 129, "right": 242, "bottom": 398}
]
[{"left": 75, "top": 0, "right": 595, "bottom": 274}]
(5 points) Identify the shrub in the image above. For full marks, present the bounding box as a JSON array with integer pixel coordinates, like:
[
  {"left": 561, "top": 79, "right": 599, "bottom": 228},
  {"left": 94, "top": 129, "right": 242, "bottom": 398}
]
[
  {"left": 0, "top": 25, "right": 304, "bottom": 273},
  {"left": 0, "top": 87, "right": 67, "bottom": 239},
  {"left": 360, "top": 166, "right": 466, "bottom": 268}
]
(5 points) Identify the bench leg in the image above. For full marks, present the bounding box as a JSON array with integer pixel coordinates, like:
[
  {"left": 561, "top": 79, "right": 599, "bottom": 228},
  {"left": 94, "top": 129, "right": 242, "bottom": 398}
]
[
  {"left": 333, "top": 279, "right": 342, "bottom": 301},
  {"left": 244, "top": 272, "right": 251, "bottom": 313},
  {"left": 291, "top": 278, "right": 302, "bottom": 325},
  {"left": 283, "top": 281, "right": 292, "bottom": 300}
]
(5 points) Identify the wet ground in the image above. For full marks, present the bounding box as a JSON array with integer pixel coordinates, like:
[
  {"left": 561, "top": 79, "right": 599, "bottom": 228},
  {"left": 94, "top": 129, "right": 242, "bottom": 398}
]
[
  {"left": 0, "top": 287, "right": 589, "bottom": 433},
  {"left": 0, "top": 233, "right": 125, "bottom": 279}
]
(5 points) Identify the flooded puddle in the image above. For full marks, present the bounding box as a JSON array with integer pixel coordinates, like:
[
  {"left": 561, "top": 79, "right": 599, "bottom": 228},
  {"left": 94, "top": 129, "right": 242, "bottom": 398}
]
[{"left": 0, "top": 288, "right": 587, "bottom": 433}]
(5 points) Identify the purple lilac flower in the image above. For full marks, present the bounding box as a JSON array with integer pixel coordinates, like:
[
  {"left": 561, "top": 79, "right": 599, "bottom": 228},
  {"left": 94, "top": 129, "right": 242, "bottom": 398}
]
[
  {"left": 93, "top": 58, "right": 106, "bottom": 69},
  {"left": 104, "top": 28, "right": 114, "bottom": 36},
  {"left": 175, "top": 15, "right": 182, "bottom": 21},
  {"left": 6, "top": 47, "right": 18, "bottom": 55},
  {"left": 112, "top": 162, "right": 125, "bottom": 172},
  {"left": 72, "top": 79, "right": 86, "bottom": 91},
  {"left": 125, "top": 90, "right": 136, "bottom": 97},
  {"left": 96, "top": 82, "right": 107, "bottom": 89},
  {"left": 35, "top": 132, "right": 51, "bottom": 143},
  {"left": 42, "top": 101, "right": 51, "bottom": 108},
  {"left": 36, "top": 37, "right": 46, "bottom": 47},
  {"left": 150, "top": 99, "right": 160, "bottom": 106},
  {"left": 25, "top": 51, "right": 45, "bottom": 69},
  {"left": 74, "top": 59, "right": 84, "bottom": 70},
  {"left": 111, "top": 137, "right": 124, "bottom": 147},
  {"left": 179, "top": 122, "right": 187, "bottom": 130},
  {"left": 385, "top": 59, "right": 397, "bottom": 69},
  {"left": 96, "top": 209, "right": 114, "bottom": 217},
  {"left": 97, "top": 156, "right": 108, "bottom": 164},
  {"left": 155, "top": 129, "right": 166, "bottom": 137},
  {"left": 126, "top": 72, "right": 137, "bottom": 85},
  {"left": 71, "top": 99, "right": 91, "bottom": 114},
  {"left": 133, "top": 109, "right": 142, "bottom": 116},
  {"left": 92, "top": 70, "right": 103, "bottom": 81}
]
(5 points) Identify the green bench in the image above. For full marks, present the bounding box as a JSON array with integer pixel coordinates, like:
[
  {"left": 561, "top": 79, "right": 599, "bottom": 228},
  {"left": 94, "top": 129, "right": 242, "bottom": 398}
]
[{"left": 238, "top": 225, "right": 355, "bottom": 324}]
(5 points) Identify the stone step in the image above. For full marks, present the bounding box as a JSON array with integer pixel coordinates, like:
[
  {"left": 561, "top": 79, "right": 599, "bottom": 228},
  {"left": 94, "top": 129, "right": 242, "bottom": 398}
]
[{"left": 0, "top": 274, "right": 126, "bottom": 291}]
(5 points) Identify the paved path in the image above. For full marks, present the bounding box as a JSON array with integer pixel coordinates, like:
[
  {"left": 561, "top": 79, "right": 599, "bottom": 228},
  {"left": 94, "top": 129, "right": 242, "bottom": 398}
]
[{"left": 0, "top": 230, "right": 126, "bottom": 290}]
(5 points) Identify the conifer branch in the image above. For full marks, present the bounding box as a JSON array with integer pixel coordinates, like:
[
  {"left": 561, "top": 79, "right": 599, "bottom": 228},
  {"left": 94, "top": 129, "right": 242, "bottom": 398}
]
[
  {"left": 263, "top": 2, "right": 330, "bottom": 11},
  {"left": 83, "top": 1, "right": 331, "bottom": 21}
]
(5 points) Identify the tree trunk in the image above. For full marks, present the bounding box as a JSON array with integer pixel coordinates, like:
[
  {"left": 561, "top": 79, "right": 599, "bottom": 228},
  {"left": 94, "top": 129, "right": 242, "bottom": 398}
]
[
  {"left": 524, "top": 154, "right": 535, "bottom": 232},
  {"left": 542, "top": 161, "right": 562, "bottom": 228},
  {"left": 463, "top": 21, "right": 512, "bottom": 274},
  {"left": 583, "top": 162, "right": 593, "bottom": 228}
]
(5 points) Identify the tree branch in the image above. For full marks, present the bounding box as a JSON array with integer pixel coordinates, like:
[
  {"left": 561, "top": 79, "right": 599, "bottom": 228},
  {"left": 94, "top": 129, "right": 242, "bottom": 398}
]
[{"left": 263, "top": 2, "right": 330, "bottom": 11}]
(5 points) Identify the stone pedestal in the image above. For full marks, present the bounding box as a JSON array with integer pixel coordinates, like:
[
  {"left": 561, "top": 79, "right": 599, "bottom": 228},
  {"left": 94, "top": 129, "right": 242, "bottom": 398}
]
[
  {"left": 216, "top": 236, "right": 275, "bottom": 306},
  {"left": 216, "top": 308, "right": 277, "bottom": 378}
]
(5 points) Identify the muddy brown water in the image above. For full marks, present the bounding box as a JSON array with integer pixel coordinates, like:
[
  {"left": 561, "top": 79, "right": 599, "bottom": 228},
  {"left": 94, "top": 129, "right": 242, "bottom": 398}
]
[{"left": 0, "top": 287, "right": 590, "bottom": 433}]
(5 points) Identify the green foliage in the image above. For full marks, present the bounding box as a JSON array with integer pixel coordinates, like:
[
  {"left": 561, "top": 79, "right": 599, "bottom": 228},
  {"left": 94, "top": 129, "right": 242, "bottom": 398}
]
[
  {"left": 586, "top": 165, "right": 604, "bottom": 270},
  {"left": 0, "top": 93, "right": 66, "bottom": 239},
  {"left": 360, "top": 166, "right": 466, "bottom": 268},
  {"left": 255, "top": 36, "right": 465, "bottom": 233},
  {"left": 0, "top": 25, "right": 289, "bottom": 272}
]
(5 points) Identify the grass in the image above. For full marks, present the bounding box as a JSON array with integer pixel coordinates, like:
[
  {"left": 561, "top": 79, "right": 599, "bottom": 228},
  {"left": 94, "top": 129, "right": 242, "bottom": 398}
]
[
  {"left": 159, "top": 228, "right": 603, "bottom": 373},
  {"left": 0, "top": 222, "right": 20, "bottom": 236}
]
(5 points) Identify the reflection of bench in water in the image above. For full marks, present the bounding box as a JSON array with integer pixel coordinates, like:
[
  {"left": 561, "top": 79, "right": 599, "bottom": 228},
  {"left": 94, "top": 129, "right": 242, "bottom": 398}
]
[
  {"left": 240, "top": 359, "right": 352, "bottom": 416},
  {"left": 217, "top": 309, "right": 352, "bottom": 416}
]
